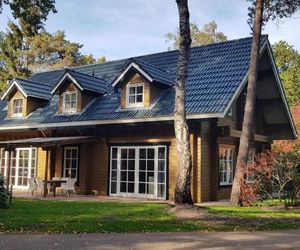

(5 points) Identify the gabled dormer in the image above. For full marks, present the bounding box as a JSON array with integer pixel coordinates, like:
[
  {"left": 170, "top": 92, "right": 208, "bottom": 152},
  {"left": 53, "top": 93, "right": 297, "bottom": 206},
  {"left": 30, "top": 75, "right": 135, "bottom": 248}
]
[
  {"left": 1, "top": 79, "right": 51, "bottom": 118},
  {"left": 51, "top": 69, "right": 107, "bottom": 114},
  {"left": 112, "top": 58, "right": 174, "bottom": 109}
]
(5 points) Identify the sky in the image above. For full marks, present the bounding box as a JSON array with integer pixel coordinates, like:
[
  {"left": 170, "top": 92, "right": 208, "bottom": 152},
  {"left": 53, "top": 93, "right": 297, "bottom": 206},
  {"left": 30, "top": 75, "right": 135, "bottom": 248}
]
[{"left": 0, "top": 0, "right": 299, "bottom": 61}]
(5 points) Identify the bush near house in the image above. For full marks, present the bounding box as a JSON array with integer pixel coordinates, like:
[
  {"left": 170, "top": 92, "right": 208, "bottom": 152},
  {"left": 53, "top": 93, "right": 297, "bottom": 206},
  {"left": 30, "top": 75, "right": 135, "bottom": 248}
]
[
  {"left": 0, "top": 174, "right": 10, "bottom": 209},
  {"left": 242, "top": 104, "right": 300, "bottom": 206}
]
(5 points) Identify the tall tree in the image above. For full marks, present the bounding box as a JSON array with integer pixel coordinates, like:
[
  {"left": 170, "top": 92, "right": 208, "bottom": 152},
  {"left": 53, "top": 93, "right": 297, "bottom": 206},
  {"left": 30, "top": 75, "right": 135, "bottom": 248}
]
[
  {"left": 165, "top": 20, "right": 227, "bottom": 50},
  {"left": 173, "top": 0, "right": 193, "bottom": 204},
  {"left": 273, "top": 41, "right": 300, "bottom": 106},
  {"left": 26, "top": 30, "right": 105, "bottom": 72},
  {"left": 0, "top": 0, "right": 56, "bottom": 36},
  {"left": 230, "top": 0, "right": 300, "bottom": 205}
]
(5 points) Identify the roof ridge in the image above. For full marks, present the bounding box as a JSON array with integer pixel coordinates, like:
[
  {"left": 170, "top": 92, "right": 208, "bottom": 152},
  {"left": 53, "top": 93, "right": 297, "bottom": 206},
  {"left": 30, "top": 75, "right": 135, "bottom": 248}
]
[
  {"left": 65, "top": 68, "right": 107, "bottom": 82},
  {"left": 35, "top": 35, "right": 267, "bottom": 76}
]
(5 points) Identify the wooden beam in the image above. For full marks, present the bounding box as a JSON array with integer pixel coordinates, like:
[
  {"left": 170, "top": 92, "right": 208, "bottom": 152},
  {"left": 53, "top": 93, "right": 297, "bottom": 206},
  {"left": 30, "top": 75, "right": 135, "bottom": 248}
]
[
  {"left": 43, "top": 149, "right": 50, "bottom": 197},
  {"left": 230, "top": 129, "right": 269, "bottom": 142}
]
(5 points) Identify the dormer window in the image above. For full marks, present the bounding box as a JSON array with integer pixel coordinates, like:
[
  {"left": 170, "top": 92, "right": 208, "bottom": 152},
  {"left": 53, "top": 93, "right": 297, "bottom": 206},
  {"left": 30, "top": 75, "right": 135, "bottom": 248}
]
[
  {"left": 63, "top": 91, "right": 77, "bottom": 113},
  {"left": 126, "top": 83, "right": 144, "bottom": 108},
  {"left": 12, "top": 98, "right": 24, "bottom": 117}
]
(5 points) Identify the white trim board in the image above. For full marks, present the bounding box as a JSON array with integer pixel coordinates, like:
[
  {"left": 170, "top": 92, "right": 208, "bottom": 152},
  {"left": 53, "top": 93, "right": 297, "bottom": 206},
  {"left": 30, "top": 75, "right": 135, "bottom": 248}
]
[
  {"left": 1, "top": 81, "right": 27, "bottom": 100},
  {"left": 112, "top": 62, "right": 153, "bottom": 87},
  {"left": 51, "top": 73, "right": 83, "bottom": 94}
]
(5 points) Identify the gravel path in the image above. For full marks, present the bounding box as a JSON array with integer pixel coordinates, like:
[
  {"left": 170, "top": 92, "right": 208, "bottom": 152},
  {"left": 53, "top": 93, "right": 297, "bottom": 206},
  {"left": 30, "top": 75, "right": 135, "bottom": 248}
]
[{"left": 1, "top": 230, "right": 300, "bottom": 250}]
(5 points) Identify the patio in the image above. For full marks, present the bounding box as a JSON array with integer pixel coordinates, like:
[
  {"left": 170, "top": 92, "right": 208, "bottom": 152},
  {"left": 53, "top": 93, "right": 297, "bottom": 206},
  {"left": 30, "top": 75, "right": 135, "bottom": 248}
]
[{"left": 0, "top": 136, "right": 95, "bottom": 196}]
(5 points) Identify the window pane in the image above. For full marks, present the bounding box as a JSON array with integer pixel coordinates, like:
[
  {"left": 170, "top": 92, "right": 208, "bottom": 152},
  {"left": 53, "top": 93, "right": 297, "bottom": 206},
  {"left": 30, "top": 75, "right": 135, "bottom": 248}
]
[
  {"left": 139, "top": 183, "right": 145, "bottom": 194},
  {"left": 158, "top": 172, "right": 165, "bottom": 183},
  {"left": 112, "top": 160, "right": 117, "bottom": 170},
  {"left": 136, "top": 94, "right": 143, "bottom": 103},
  {"left": 112, "top": 148, "right": 118, "bottom": 159},
  {"left": 147, "top": 183, "right": 154, "bottom": 194},
  {"left": 128, "top": 183, "right": 134, "bottom": 193},
  {"left": 147, "top": 171, "right": 154, "bottom": 183},
  {"left": 136, "top": 86, "right": 143, "bottom": 94},
  {"left": 121, "top": 149, "right": 127, "bottom": 159},
  {"left": 139, "top": 149, "right": 146, "bottom": 159},
  {"left": 139, "top": 172, "right": 145, "bottom": 182},
  {"left": 121, "top": 160, "right": 127, "bottom": 170},
  {"left": 158, "top": 147, "right": 165, "bottom": 159},
  {"left": 129, "top": 87, "right": 135, "bottom": 95},
  {"left": 111, "top": 182, "right": 117, "bottom": 194},
  {"left": 128, "top": 160, "right": 135, "bottom": 170},
  {"left": 128, "top": 171, "right": 134, "bottom": 182},
  {"left": 147, "top": 160, "right": 154, "bottom": 171},
  {"left": 120, "top": 182, "right": 126, "bottom": 192},
  {"left": 121, "top": 171, "right": 127, "bottom": 181},
  {"left": 139, "top": 160, "right": 146, "bottom": 170},
  {"left": 111, "top": 170, "right": 117, "bottom": 181},
  {"left": 157, "top": 184, "right": 165, "bottom": 198},
  {"left": 158, "top": 160, "right": 165, "bottom": 171},
  {"left": 147, "top": 149, "right": 154, "bottom": 159},
  {"left": 128, "top": 149, "right": 135, "bottom": 159},
  {"left": 129, "top": 96, "right": 135, "bottom": 103}
]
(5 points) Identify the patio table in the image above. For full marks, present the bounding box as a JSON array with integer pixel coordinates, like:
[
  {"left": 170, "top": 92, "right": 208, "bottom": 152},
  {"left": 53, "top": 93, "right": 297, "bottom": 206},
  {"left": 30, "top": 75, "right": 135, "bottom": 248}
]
[{"left": 43, "top": 180, "right": 67, "bottom": 197}]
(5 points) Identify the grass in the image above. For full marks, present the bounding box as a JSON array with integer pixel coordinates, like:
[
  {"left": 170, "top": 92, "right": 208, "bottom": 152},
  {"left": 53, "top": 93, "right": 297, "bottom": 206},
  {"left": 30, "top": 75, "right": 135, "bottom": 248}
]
[{"left": 0, "top": 198, "right": 299, "bottom": 233}]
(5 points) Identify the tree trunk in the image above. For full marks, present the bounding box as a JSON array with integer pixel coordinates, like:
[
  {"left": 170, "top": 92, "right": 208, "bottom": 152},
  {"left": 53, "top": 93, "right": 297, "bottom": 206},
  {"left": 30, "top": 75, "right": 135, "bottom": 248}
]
[
  {"left": 174, "top": 0, "right": 193, "bottom": 205},
  {"left": 230, "top": 0, "right": 264, "bottom": 205}
]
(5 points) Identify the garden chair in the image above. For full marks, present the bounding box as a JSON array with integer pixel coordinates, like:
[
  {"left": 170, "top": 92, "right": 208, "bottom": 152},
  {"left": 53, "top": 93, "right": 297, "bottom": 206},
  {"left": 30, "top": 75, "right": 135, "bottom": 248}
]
[
  {"left": 27, "top": 178, "right": 36, "bottom": 196},
  {"left": 63, "top": 178, "right": 76, "bottom": 197},
  {"left": 35, "top": 178, "right": 51, "bottom": 197}
]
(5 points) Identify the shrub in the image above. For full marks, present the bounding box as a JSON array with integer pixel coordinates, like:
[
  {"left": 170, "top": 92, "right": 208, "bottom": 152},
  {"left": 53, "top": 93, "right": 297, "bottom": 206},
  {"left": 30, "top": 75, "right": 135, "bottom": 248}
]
[
  {"left": 253, "top": 147, "right": 300, "bottom": 207},
  {"left": 0, "top": 174, "right": 10, "bottom": 209}
]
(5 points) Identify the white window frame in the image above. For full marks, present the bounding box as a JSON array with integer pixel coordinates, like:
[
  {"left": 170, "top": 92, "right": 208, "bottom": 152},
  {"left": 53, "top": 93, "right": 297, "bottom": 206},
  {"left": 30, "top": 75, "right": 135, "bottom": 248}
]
[
  {"left": 126, "top": 83, "right": 144, "bottom": 108},
  {"left": 219, "top": 145, "right": 235, "bottom": 186},
  {"left": 12, "top": 98, "right": 24, "bottom": 117},
  {"left": 109, "top": 145, "right": 167, "bottom": 199},
  {"left": 63, "top": 146, "right": 79, "bottom": 179},
  {"left": 62, "top": 91, "right": 77, "bottom": 113},
  {"left": 0, "top": 147, "right": 37, "bottom": 189}
]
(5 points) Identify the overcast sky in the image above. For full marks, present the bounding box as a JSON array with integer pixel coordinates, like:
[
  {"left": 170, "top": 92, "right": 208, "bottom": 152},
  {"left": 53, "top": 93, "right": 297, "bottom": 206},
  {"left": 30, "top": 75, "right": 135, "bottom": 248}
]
[{"left": 0, "top": 0, "right": 299, "bottom": 60}]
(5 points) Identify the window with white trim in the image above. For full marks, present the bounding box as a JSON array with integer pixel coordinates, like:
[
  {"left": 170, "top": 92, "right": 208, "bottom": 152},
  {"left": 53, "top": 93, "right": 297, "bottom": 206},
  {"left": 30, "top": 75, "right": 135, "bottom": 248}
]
[
  {"left": 12, "top": 98, "right": 24, "bottom": 117},
  {"left": 219, "top": 146, "right": 234, "bottom": 186},
  {"left": 126, "top": 83, "right": 144, "bottom": 107},
  {"left": 63, "top": 147, "right": 79, "bottom": 179},
  {"left": 63, "top": 91, "right": 77, "bottom": 113}
]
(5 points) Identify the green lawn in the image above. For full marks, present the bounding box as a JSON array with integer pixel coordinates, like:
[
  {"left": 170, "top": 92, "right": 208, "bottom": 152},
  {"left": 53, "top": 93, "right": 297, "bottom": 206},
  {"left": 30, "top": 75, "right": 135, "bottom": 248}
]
[{"left": 0, "top": 198, "right": 299, "bottom": 233}]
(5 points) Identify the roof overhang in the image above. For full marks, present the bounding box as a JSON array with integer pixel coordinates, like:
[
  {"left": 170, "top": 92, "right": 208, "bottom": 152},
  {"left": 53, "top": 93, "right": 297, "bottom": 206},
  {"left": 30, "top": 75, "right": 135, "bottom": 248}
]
[
  {"left": 112, "top": 62, "right": 153, "bottom": 87},
  {"left": 1, "top": 80, "right": 27, "bottom": 100},
  {"left": 51, "top": 72, "right": 83, "bottom": 94},
  {"left": 221, "top": 39, "right": 298, "bottom": 139},
  {"left": 0, "top": 136, "right": 95, "bottom": 149}
]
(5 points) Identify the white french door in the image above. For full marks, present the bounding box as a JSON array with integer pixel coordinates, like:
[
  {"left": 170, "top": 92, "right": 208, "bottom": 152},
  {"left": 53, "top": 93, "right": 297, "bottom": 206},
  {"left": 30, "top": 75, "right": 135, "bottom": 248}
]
[
  {"left": 0, "top": 148, "right": 37, "bottom": 189},
  {"left": 110, "top": 145, "right": 167, "bottom": 199}
]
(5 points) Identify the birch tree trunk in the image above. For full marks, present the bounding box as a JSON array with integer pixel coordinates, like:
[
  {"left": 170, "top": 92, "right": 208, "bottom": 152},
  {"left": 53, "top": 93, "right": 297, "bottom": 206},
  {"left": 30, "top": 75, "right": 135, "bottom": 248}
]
[
  {"left": 174, "top": 0, "right": 193, "bottom": 205},
  {"left": 230, "top": 0, "right": 264, "bottom": 205}
]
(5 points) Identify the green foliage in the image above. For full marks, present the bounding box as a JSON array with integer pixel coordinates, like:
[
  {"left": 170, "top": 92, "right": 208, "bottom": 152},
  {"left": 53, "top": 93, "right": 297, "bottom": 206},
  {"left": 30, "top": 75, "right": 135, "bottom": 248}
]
[
  {"left": 0, "top": 0, "right": 57, "bottom": 36},
  {"left": 255, "top": 148, "right": 300, "bottom": 206},
  {"left": 165, "top": 21, "right": 227, "bottom": 50},
  {"left": 272, "top": 41, "right": 300, "bottom": 106},
  {"left": 0, "top": 174, "right": 9, "bottom": 209},
  {"left": 248, "top": 0, "right": 300, "bottom": 27}
]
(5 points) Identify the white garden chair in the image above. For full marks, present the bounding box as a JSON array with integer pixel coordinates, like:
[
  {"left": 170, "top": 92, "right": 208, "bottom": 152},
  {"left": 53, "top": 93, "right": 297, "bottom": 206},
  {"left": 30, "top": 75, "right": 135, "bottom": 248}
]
[
  {"left": 63, "top": 178, "right": 76, "bottom": 197},
  {"left": 35, "top": 178, "right": 51, "bottom": 197},
  {"left": 27, "top": 178, "right": 36, "bottom": 196}
]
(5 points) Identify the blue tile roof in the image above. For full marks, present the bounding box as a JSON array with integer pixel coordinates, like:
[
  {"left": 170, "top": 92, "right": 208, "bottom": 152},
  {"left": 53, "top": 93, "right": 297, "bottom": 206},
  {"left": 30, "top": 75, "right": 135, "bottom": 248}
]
[
  {"left": 53, "top": 69, "right": 107, "bottom": 94},
  {"left": 11, "top": 78, "right": 52, "bottom": 100},
  {"left": 0, "top": 36, "right": 269, "bottom": 128},
  {"left": 113, "top": 58, "right": 174, "bottom": 87}
]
